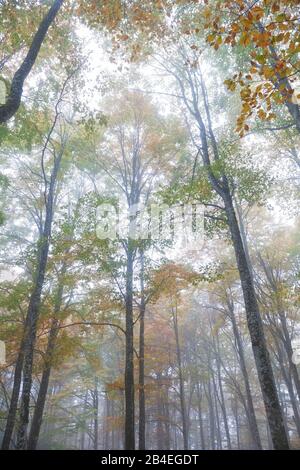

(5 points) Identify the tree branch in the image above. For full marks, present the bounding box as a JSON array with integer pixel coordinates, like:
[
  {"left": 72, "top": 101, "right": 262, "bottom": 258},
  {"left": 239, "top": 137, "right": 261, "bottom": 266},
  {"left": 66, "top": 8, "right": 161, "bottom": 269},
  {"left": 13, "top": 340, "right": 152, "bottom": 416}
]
[{"left": 0, "top": 0, "right": 64, "bottom": 124}]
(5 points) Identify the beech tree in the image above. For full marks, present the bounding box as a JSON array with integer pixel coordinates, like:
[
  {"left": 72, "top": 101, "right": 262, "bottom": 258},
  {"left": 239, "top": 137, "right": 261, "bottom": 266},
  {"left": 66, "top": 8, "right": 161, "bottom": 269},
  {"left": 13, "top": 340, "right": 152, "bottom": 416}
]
[
  {"left": 1, "top": 0, "right": 300, "bottom": 452},
  {"left": 0, "top": 0, "right": 64, "bottom": 124}
]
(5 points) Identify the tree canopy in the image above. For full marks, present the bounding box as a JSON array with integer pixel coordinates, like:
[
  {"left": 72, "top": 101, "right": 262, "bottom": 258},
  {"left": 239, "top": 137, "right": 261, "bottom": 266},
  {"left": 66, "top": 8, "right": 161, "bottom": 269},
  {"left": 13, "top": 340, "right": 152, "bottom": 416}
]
[{"left": 0, "top": 0, "right": 300, "bottom": 454}]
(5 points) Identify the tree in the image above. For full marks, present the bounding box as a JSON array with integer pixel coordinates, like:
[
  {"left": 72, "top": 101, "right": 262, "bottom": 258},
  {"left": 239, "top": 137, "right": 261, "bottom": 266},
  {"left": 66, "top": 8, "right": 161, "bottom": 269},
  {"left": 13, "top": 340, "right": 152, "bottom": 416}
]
[
  {"left": 156, "top": 43, "right": 289, "bottom": 448},
  {"left": 84, "top": 89, "right": 187, "bottom": 449},
  {"left": 1, "top": 0, "right": 300, "bottom": 451},
  {"left": 0, "top": 0, "right": 64, "bottom": 124},
  {"left": 204, "top": 0, "right": 300, "bottom": 134},
  {"left": 1, "top": 70, "right": 77, "bottom": 449}
]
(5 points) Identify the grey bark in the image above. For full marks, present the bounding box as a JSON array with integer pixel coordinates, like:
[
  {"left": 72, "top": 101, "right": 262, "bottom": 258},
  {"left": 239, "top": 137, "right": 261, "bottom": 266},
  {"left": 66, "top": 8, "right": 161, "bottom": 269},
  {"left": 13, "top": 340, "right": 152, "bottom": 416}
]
[
  {"left": 27, "top": 276, "right": 65, "bottom": 449},
  {"left": 0, "top": 0, "right": 64, "bottom": 123},
  {"left": 138, "top": 250, "right": 146, "bottom": 449},
  {"left": 170, "top": 62, "right": 289, "bottom": 449},
  {"left": 227, "top": 298, "right": 263, "bottom": 449},
  {"left": 124, "top": 244, "right": 135, "bottom": 450},
  {"left": 172, "top": 302, "right": 189, "bottom": 449}
]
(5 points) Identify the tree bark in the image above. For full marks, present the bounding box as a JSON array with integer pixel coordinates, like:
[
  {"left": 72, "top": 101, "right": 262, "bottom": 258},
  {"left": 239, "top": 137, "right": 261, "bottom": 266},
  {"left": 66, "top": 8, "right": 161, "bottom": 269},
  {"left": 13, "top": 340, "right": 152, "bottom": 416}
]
[
  {"left": 27, "top": 278, "right": 65, "bottom": 449},
  {"left": 171, "top": 61, "right": 289, "bottom": 448},
  {"left": 204, "top": 379, "right": 215, "bottom": 449},
  {"left": 1, "top": 337, "right": 25, "bottom": 449},
  {"left": 93, "top": 377, "right": 99, "bottom": 450},
  {"left": 211, "top": 370, "right": 222, "bottom": 449},
  {"left": 16, "top": 150, "right": 62, "bottom": 449},
  {"left": 27, "top": 318, "right": 59, "bottom": 449},
  {"left": 0, "top": 0, "right": 64, "bottom": 124},
  {"left": 227, "top": 299, "right": 263, "bottom": 449},
  {"left": 278, "top": 312, "right": 300, "bottom": 402},
  {"left": 196, "top": 382, "right": 206, "bottom": 449},
  {"left": 124, "top": 244, "right": 135, "bottom": 450},
  {"left": 138, "top": 250, "right": 146, "bottom": 449},
  {"left": 215, "top": 353, "right": 232, "bottom": 449},
  {"left": 223, "top": 191, "right": 289, "bottom": 449},
  {"left": 172, "top": 303, "right": 189, "bottom": 449},
  {"left": 27, "top": 251, "right": 71, "bottom": 449},
  {"left": 272, "top": 336, "right": 300, "bottom": 436}
]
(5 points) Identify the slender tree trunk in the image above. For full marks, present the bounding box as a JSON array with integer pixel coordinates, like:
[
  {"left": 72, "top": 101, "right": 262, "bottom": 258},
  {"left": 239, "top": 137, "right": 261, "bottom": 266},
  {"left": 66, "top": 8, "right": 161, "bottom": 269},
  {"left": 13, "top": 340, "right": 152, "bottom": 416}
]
[
  {"left": 111, "top": 400, "right": 115, "bottom": 449},
  {"left": 80, "top": 391, "right": 88, "bottom": 450},
  {"left": 257, "top": 255, "right": 300, "bottom": 403},
  {"left": 16, "top": 246, "right": 50, "bottom": 448},
  {"left": 104, "top": 393, "right": 109, "bottom": 449},
  {"left": 124, "top": 244, "right": 135, "bottom": 450},
  {"left": 172, "top": 304, "right": 189, "bottom": 449},
  {"left": 0, "top": 0, "right": 64, "bottom": 123},
  {"left": 222, "top": 190, "right": 289, "bottom": 449},
  {"left": 93, "top": 377, "right": 99, "bottom": 450},
  {"left": 16, "top": 152, "right": 62, "bottom": 449},
  {"left": 211, "top": 371, "right": 222, "bottom": 449},
  {"left": 215, "top": 354, "right": 231, "bottom": 449},
  {"left": 228, "top": 301, "right": 262, "bottom": 449},
  {"left": 27, "top": 319, "right": 59, "bottom": 449},
  {"left": 233, "top": 398, "right": 240, "bottom": 449},
  {"left": 1, "top": 333, "right": 26, "bottom": 448},
  {"left": 196, "top": 382, "right": 205, "bottom": 449},
  {"left": 283, "top": 370, "right": 300, "bottom": 436},
  {"left": 278, "top": 312, "right": 300, "bottom": 402},
  {"left": 276, "top": 376, "right": 290, "bottom": 437},
  {"left": 273, "top": 338, "right": 300, "bottom": 436},
  {"left": 27, "top": 274, "right": 65, "bottom": 449},
  {"left": 156, "top": 377, "right": 165, "bottom": 450},
  {"left": 138, "top": 250, "right": 146, "bottom": 449},
  {"left": 213, "top": 333, "right": 231, "bottom": 449},
  {"left": 204, "top": 380, "right": 215, "bottom": 449},
  {"left": 163, "top": 389, "right": 171, "bottom": 450},
  {"left": 176, "top": 62, "right": 289, "bottom": 449}
]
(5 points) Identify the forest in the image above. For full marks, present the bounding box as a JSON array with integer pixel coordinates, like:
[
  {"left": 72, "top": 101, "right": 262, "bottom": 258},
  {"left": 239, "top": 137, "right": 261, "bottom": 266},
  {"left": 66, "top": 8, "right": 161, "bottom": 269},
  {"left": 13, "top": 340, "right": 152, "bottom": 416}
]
[{"left": 0, "top": 0, "right": 300, "bottom": 452}]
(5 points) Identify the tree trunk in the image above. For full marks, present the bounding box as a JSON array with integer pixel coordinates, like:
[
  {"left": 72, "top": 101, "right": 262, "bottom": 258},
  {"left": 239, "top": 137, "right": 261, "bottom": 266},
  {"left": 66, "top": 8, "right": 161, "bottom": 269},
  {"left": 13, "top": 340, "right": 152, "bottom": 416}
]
[
  {"left": 0, "top": 0, "right": 64, "bottom": 123},
  {"left": 211, "top": 371, "right": 222, "bottom": 449},
  {"left": 204, "top": 379, "right": 215, "bottom": 449},
  {"left": 228, "top": 301, "right": 263, "bottom": 449},
  {"left": 27, "top": 317, "right": 59, "bottom": 449},
  {"left": 93, "top": 377, "right": 99, "bottom": 450},
  {"left": 223, "top": 190, "right": 289, "bottom": 449},
  {"left": 1, "top": 333, "right": 26, "bottom": 448},
  {"left": 138, "top": 250, "right": 146, "bottom": 449},
  {"left": 16, "top": 152, "right": 62, "bottom": 449},
  {"left": 215, "top": 355, "right": 231, "bottom": 449},
  {"left": 163, "top": 389, "right": 171, "bottom": 450},
  {"left": 156, "top": 378, "right": 165, "bottom": 450},
  {"left": 273, "top": 337, "right": 300, "bottom": 436},
  {"left": 124, "top": 244, "right": 135, "bottom": 450},
  {"left": 172, "top": 303, "right": 189, "bottom": 449},
  {"left": 27, "top": 260, "right": 68, "bottom": 449},
  {"left": 196, "top": 382, "right": 206, "bottom": 449},
  {"left": 233, "top": 398, "right": 240, "bottom": 449},
  {"left": 80, "top": 391, "right": 88, "bottom": 450},
  {"left": 174, "top": 59, "right": 289, "bottom": 450},
  {"left": 278, "top": 312, "right": 300, "bottom": 402}
]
